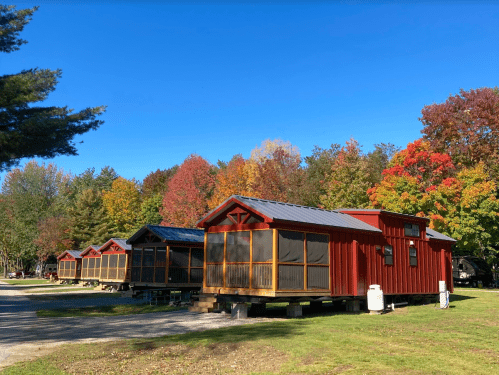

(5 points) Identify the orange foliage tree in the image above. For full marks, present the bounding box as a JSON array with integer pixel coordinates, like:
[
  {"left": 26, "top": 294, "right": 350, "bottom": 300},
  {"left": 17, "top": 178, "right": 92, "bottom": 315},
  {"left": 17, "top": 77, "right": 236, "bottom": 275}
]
[{"left": 208, "top": 155, "right": 252, "bottom": 209}]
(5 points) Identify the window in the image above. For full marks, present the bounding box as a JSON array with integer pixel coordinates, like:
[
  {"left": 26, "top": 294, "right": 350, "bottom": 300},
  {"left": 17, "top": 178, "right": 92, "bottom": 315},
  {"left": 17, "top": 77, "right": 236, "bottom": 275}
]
[
  {"left": 409, "top": 247, "right": 417, "bottom": 266},
  {"left": 252, "top": 230, "right": 273, "bottom": 262},
  {"left": 384, "top": 245, "right": 393, "bottom": 265},
  {"left": 404, "top": 223, "right": 420, "bottom": 237}
]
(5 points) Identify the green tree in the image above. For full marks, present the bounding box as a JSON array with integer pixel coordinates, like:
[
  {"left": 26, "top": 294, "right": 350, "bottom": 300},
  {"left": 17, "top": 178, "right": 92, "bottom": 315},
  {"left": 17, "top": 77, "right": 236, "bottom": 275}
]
[
  {"left": 68, "top": 188, "right": 113, "bottom": 249},
  {"left": 0, "top": 160, "right": 71, "bottom": 269},
  {"left": 139, "top": 194, "right": 163, "bottom": 226},
  {"left": 320, "top": 139, "right": 371, "bottom": 210},
  {"left": 0, "top": 5, "right": 106, "bottom": 171}
]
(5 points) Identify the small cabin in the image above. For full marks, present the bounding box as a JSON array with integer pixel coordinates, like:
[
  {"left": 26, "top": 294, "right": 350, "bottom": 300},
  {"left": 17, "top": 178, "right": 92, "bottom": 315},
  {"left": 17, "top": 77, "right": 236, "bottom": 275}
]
[
  {"left": 57, "top": 250, "right": 83, "bottom": 282},
  {"left": 126, "top": 225, "right": 205, "bottom": 291},
  {"left": 80, "top": 245, "right": 101, "bottom": 283},
  {"left": 197, "top": 195, "right": 455, "bottom": 304},
  {"left": 98, "top": 238, "right": 131, "bottom": 290}
]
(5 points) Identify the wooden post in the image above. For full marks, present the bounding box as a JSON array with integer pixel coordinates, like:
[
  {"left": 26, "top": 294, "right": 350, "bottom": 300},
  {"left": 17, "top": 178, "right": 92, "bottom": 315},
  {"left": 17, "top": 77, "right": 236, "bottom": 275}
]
[
  {"left": 203, "top": 233, "right": 207, "bottom": 290},
  {"left": 273, "top": 229, "right": 278, "bottom": 292}
]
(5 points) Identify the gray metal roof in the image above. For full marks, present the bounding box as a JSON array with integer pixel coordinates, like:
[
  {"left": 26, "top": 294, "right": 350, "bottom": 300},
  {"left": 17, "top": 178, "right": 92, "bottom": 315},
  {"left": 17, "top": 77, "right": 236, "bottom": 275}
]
[
  {"left": 338, "top": 208, "right": 430, "bottom": 222},
  {"left": 109, "top": 238, "right": 132, "bottom": 251},
  {"left": 66, "top": 250, "right": 82, "bottom": 259},
  {"left": 217, "top": 195, "right": 382, "bottom": 233},
  {"left": 426, "top": 228, "right": 457, "bottom": 242},
  {"left": 127, "top": 225, "right": 204, "bottom": 244}
]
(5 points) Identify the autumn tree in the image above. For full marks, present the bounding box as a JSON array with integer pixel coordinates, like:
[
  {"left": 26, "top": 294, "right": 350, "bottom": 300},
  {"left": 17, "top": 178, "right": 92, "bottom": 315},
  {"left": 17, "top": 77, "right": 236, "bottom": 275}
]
[
  {"left": 368, "top": 141, "right": 499, "bottom": 259},
  {"left": 208, "top": 155, "right": 252, "bottom": 209},
  {"left": 160, "top": 154, "right": 215, "bottom": 228},
  {"left": 320, "top": 139, "right": 371, "bottom": 210},
  {"left": 420, "top": 87, "right": 499, "bottom": 170},
  {"left": 139, "top": 194, "right": 163, "bottom": 226},
  {"left": 0, "top": 5, "right": 106, "bottom": 171},
  {"left": 102, "top": 177, "right": 141, "bottom": 237},
  {"left": 245, "top": 139, "right": 304, "bottom": 204},
  {"left": 34, "top": 216, "right": 73, "bottom": 261},
  {"left": 142, "top": 166, "right": 178, "bottom": 199}
]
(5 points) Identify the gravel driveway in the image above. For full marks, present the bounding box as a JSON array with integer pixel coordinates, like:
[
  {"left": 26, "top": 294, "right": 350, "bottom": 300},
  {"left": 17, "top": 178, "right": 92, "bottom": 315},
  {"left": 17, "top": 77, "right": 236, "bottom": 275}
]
[{"left": 0, "top": 281, "right": 279, "bottom": 369}]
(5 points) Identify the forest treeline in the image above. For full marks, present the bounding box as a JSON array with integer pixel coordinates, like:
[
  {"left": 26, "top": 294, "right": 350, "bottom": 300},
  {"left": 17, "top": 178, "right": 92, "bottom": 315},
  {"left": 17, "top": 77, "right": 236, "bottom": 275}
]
[{"left": 1, "top": 87, "right": 499, "bottom": 274}]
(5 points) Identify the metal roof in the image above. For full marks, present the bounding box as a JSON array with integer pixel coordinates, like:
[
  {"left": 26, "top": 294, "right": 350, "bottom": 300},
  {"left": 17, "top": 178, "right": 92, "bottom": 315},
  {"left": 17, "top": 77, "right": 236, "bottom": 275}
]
[
  {"left": 426, "top": 228, "right": 457, "bottom": 242},
  {"left": 338, "top": 208, "right": 430, "bottom": 222},
  {"left": 61, "top": 250, "right": 82, "bottom": 259},
  {"left": 208, "top": 195, "right": 382, "bottom": 233},
  {"left": 108, "top": 238, "right": 132, "bottom": 251},
  {"left": 127, "top": 225, "right": 204, "bottom": 244}
]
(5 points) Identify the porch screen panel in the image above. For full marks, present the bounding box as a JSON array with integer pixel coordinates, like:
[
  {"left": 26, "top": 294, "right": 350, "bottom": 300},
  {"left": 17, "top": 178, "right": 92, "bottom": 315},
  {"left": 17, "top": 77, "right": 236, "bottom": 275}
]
[
  {"left": 170, "top": 248, "right": 189, "bottom": 267},
  {"left": 307, "top": 266, "right": 329, "bottom": 289},
  {"left": 131, "top": 248, "right": 141, "bottom": 282},
  {"left": 118, "top": 254, "right": 127, "bottom": 279},
  {"left": 141, "top": 248, "right": 154, "bottom": 282},
  {"left": 191, "top": 249, "right": 204, "bottom": 267},
  {"left": 108, "top": 254, "right": 118, "bottom": 279},
  {"left": 226, "top": 231, "right": 250, "bottom": 262},
  {"left": 206, "top": 264, "right": 223, "bottom": 286},
  {"left": 226, "top": 264, "right": 249, "bottom": 287},
  {"left": 169, "top": 267, "right": 188, "bottom": 283},
  {"left": 306, "top": 233, "right": 329, "bottom": 264},
  {"left": 252, "top": 264, "right": 272, "bottom": 289},
  {"left": 278, "top": 231, "right": 304, "bottom": 263},
  {"left": 95, "top": 258, "right": 100, "bottom": 279},
  {"left": 190, "top": 268, "right": 203, "bottom": 283},
  {"left": 252, "top": 230, "right": 273, "bottom": 262},
  {"left": 207, "top": 233, "right": 224, "bottom": 262},
  {"left": 278, "top": 265, "right": 304, "bottom": 290},
  {"left": 82, "top": 258, "right": 88, "bottom": 278},
  {"left": 155, "top": 248, "right": 167, "bottom": 284}
]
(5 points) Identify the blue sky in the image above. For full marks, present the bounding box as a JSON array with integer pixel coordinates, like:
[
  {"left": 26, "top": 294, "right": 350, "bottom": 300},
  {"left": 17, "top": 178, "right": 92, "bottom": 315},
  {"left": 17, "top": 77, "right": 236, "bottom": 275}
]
[{"left": 2, "top": 1, "right": 498, "bottom": 184}]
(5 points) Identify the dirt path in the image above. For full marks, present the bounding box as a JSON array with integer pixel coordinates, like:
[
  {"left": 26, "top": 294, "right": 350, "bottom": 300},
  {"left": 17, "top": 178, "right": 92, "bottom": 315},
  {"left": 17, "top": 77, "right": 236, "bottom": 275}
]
[{"left": 0, "top": 281, "right": 281, "bottom": 369}]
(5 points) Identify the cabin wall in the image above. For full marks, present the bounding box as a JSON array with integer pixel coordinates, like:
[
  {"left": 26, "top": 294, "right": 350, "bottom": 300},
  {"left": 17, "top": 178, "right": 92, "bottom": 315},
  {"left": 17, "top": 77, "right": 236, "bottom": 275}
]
[{"left": 58, "top": 259, "right": 81, "bottom": 280}]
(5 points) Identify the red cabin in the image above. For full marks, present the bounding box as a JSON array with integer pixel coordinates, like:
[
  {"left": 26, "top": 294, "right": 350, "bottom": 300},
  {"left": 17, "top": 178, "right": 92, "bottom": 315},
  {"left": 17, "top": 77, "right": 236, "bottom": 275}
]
[
  {"left": 98, "top": 238, "right": 131, "bottom": 291},
  {"left": 80, "top": 245, "right": 102, "bottom": 283},
  {"left": 197, "top": 196, "right": 455, "bottom": 308},
  {"left": 57, "top": 250, "right": 83, "bottom": 283}
]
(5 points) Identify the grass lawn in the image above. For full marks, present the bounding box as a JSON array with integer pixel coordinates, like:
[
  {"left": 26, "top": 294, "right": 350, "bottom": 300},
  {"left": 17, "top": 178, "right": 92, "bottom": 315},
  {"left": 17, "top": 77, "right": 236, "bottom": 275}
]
[
  {"left": 36, "top": 302, "right": 186, "bottom": 318},
  {"left": 4, "top": 289, "right": 499, "bottom": 375},
  {"left": 1, "top": 279, "right": 53, "bottom": 286}
]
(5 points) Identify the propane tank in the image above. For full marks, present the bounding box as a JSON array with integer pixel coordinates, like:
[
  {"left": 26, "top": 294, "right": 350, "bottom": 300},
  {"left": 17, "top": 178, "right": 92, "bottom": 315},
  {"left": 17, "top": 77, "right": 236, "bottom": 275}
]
[
  {"left": 439, "top": 280, "right": 449, "bottom": 309},
  {"left": 367, "top": 284, "right": 384, "bottom": 314}
]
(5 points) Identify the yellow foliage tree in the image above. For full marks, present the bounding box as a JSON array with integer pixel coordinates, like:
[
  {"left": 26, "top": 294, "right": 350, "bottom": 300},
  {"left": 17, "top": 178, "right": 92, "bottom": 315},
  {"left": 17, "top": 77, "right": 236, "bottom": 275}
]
[{"left": 102, "top": 177, "right": 141, "bottom": 237}]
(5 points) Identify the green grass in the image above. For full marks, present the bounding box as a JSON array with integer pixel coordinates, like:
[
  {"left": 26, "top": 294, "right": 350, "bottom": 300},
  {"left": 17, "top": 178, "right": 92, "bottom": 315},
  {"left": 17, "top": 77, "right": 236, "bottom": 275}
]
[
  {"left": 4, "top": 289, "right": 499, "bottom": 374},
  {"left": 1, "top": 279, "right": 51, "bottom": 285},
  {"left": 28, "top": 292, "right": 122, "bottom": 301},
  {"left": 36, "top": 302, "right": 186, "bottom": 318}
]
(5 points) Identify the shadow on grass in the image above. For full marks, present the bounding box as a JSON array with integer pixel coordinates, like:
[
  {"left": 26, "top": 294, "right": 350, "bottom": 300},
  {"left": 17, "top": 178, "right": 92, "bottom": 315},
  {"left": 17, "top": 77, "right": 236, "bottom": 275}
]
[
  {"left": 28, "top": 292, "right": 120, "bottom": 301},
  {"left": 450, "top": 293, "right": 477, "bottom": 302},
  {"left": 131, "top": 318, "right": 308, "bottom": 350}
]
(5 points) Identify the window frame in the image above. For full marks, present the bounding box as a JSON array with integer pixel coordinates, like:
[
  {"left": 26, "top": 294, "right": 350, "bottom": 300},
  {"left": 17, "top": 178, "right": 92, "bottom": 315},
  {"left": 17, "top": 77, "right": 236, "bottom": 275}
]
[{"left": 384, "top": 245, "right": 393, "bottom": 266}]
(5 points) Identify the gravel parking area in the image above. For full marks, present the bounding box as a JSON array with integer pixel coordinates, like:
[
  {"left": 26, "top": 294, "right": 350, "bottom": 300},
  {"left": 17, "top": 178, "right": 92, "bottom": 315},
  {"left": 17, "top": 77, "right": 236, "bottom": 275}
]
[{"left": 0, "top": 280, "right": 281, "bottom": 369}]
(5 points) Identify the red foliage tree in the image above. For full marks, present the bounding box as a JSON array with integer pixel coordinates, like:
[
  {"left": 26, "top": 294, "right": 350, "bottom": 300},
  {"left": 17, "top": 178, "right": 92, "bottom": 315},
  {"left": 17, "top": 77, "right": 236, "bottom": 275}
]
[
  {"left": 142, "top": 166, "right": 178, "bottom": 198},
  {"left": 160, "top": 154, "right": 215, "bottom": 228},
  {"left": 34, "top": 216, "right": 74, "bottom": 261},
  {"left": 420, "top": 87, "right": 499, "bottom": 168}
]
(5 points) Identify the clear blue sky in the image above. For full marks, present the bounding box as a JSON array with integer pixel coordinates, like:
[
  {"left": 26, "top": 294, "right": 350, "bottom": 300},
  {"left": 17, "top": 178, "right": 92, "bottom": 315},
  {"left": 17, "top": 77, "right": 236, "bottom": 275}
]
[{"left": 2, "top": 1, "right": 498, "bottom": 184}]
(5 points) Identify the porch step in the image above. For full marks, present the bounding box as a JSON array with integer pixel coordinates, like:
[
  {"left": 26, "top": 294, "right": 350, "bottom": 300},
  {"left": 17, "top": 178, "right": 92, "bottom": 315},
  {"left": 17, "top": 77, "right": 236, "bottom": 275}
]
[{"left": 188, "top": 294, "right": 218, "bottom": 313}]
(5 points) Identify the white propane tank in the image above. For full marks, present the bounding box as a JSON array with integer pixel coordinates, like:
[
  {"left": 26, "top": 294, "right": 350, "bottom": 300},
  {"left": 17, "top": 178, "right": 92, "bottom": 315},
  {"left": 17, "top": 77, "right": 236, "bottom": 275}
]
[
  {"left": 367, "top": 284, "right": 384, "bottom": 314},
  {"left": 439, "top": 280, "right": 449, "bottom": 309}
]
